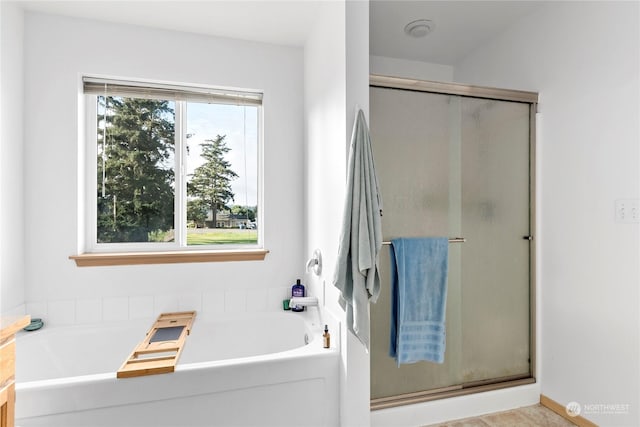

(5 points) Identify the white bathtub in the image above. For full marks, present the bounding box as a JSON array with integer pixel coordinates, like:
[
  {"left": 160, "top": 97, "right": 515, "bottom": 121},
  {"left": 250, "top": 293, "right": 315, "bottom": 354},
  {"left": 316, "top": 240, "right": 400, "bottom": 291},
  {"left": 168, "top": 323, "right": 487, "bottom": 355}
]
[{"left": 16, "top": 312, "right": 339, "bottom": 426}]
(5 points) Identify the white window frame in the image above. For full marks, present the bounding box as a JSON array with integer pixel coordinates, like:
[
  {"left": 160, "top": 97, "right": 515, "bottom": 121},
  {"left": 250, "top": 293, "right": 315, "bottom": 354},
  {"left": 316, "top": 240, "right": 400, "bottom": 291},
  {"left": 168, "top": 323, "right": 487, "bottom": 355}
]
[{"left": 82, "top": 75, "right": 264, "bottom": 255}]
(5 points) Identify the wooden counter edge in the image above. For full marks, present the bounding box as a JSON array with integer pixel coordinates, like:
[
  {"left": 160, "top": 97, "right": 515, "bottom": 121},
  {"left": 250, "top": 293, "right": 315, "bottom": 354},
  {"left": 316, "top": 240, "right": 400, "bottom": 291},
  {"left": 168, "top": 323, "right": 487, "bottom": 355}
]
[{"left": 0, "top": 316, "right": 31, "bottom": 342}]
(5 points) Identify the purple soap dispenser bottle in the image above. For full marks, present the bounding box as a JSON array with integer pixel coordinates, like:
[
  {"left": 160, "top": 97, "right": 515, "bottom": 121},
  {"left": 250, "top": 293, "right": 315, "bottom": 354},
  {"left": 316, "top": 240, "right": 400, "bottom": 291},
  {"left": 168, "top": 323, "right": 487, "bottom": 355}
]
[{"left": 291, "top": 279, "right": 305, "bottom": 312}]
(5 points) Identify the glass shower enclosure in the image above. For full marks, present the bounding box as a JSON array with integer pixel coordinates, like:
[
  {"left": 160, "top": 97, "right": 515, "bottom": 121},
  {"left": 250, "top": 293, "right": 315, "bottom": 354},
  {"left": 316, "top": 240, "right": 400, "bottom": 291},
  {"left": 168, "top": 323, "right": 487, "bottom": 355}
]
[{"left": 369, "top": 77, "right": 538, "bottom": 408}]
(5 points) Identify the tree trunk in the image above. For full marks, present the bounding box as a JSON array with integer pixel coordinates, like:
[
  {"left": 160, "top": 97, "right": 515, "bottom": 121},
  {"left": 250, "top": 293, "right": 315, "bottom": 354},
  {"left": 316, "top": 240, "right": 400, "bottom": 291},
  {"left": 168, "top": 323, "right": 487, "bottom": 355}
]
[{"left": 211, "top": 200, "right": 217, "bottom": 228}]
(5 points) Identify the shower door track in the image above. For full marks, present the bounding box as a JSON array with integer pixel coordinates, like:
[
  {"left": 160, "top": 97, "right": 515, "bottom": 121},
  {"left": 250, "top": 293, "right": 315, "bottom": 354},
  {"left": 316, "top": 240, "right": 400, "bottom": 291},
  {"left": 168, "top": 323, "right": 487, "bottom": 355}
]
[
  {"left": 370, "top": 74, "right": 539, "bottom": 104},
  {"left": 369, "top": 74, "right": 539, "bottom": 410},
  {"left": 371, "top": 376, "right": 536, "bottom": 411}
]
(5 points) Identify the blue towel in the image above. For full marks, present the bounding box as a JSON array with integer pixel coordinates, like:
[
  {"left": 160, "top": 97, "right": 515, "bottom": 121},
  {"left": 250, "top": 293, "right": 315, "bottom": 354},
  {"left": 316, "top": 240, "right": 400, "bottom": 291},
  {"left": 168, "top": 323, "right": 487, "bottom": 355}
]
[
  {"left": 390, "top": 237, "right": 449, "bottom": 365},
  {"left": 333, "top": 109, "right": 383, "bottom": 351}
]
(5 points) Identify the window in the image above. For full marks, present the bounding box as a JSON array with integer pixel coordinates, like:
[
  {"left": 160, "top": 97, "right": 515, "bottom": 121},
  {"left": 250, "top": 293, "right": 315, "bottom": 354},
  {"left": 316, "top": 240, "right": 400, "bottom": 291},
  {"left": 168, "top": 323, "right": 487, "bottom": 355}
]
[{"left": 77, "top": 77, "right": 265, "bottom": 264}]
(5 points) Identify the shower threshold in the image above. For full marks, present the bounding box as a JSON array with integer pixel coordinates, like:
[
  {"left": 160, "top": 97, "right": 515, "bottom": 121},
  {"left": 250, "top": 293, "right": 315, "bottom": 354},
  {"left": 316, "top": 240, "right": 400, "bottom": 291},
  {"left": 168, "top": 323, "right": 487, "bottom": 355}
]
[{"left": 370, "top": 374, "right": 535, "bottom": 411}]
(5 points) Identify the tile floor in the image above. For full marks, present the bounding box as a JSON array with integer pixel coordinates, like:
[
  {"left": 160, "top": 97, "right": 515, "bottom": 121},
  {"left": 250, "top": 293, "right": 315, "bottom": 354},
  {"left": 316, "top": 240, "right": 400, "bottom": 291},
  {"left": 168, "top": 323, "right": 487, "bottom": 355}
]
[{"left": 426, "top": 404, "right": 577, "bottom": 427}]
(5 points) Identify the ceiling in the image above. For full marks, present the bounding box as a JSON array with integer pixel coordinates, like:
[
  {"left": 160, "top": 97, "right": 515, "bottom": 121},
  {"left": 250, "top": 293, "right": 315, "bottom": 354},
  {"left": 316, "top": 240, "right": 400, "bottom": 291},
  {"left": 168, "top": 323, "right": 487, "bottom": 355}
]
[
  {"left": 15, "top": 0, "right": 543, "bottom": 66},
  {"left": 14, "top": 1, "right": 322, "bottom": 47},
  {"left": 370, "top": 1, "right": 543, "bottom": 65}
]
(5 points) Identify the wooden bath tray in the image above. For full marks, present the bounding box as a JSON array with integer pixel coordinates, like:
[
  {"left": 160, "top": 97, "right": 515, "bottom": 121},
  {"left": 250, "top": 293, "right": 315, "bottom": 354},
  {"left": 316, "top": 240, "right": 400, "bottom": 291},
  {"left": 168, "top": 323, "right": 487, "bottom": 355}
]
[{"left": 117, "top": 311, "right": 196, "bottom": 379}]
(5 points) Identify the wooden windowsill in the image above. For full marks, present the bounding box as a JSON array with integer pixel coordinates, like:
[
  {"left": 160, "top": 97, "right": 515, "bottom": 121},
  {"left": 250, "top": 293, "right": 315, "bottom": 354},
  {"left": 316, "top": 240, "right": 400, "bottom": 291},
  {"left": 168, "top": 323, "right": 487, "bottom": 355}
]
[{"left": 69, "top": 249, "right": 269, "bottom": 267}]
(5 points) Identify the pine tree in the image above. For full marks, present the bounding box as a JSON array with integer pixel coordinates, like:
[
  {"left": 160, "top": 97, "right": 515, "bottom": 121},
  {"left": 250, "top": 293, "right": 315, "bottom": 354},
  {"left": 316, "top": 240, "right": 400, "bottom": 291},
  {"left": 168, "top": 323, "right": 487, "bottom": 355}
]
[
  {"left": 187, "top": 198, "right": 208, "bottom": 228},
  {"left": 97, "top": 96, "right": 175, "bottom": 242},
  {"left": 187, "top": 135, "right": 238, "bottom": 227}
]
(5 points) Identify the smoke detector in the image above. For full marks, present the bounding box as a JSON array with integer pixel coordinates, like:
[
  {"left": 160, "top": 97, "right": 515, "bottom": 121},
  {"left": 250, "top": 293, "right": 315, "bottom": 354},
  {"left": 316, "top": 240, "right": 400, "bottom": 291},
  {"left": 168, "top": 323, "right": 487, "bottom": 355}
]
[{"left": 404, "top": 19, "right": 435, "bottom": 38}]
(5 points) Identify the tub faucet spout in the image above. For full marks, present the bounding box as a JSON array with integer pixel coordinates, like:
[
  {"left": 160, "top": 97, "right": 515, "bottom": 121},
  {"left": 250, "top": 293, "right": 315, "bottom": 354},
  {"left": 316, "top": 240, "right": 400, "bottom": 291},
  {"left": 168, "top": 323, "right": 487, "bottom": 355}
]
[{"left": 289, "top": 296, "right": 318, "bottom": 307}]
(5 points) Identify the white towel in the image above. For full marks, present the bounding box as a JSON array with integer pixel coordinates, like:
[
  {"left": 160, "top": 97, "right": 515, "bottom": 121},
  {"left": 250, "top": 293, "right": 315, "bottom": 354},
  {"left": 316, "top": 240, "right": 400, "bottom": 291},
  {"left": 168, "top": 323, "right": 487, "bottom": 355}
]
[{"left": 333, "top": 109, "right": 383, "bottom": 351}]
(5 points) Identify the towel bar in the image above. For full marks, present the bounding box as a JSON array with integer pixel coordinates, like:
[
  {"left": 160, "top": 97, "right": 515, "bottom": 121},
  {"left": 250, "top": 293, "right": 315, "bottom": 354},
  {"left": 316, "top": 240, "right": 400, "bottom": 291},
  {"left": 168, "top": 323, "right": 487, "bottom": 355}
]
[{"left": 382, "top": 237, "right": 466, "bottom": 245}]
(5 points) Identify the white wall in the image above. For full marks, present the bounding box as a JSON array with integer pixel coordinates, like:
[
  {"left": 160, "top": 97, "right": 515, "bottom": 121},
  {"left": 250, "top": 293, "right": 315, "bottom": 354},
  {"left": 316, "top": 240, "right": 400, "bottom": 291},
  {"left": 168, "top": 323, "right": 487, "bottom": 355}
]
[
  {"left": 370, "top": 55, "right": 453, "bottom": 82},
  {"left": 0, "top": 2, "right": 26, "bottom": 315},
  {"left": 304, "top": 1, "right": 371, "bottom": 425},
  {"left": 344, "top": 1, "right": 372, "bottom": 425},
  {"left": 455, "top": 2, "right": 640, "bottom": 426},
  {"left": 303, "top": 2, "right": 351, "bottom": 424},
  {"left": 22, "top": 12, "right": 305, "bottom": 324},
  {"left": 304, "top": 1, "right": 346, "bottom": 326}
]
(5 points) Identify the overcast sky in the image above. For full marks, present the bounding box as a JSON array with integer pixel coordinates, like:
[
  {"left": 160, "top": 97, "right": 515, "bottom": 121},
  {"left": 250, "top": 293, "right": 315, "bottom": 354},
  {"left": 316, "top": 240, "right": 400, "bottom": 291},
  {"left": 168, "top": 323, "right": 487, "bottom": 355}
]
[{"left": 186, "top": 102, "right": 258, "bottom": 207}]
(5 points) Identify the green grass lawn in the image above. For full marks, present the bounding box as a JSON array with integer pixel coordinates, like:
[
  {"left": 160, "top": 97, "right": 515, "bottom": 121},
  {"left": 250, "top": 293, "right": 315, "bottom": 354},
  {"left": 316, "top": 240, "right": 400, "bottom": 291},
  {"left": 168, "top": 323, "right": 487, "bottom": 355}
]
[{"left": 187, "top": 229, "right": 258, "bottom": 245}]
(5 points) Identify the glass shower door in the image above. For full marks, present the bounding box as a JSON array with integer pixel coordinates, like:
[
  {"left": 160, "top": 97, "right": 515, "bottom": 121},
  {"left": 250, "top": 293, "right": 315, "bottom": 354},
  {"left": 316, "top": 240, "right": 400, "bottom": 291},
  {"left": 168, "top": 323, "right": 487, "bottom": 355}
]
[
  {"left": 369, "top": 86, "right": 532, "bottom": 402},
  {"left": 459, "top": 97, "right": 531, "bottom": 385},
  {"left": 369, "top": 87, "right": 465, "bottom": 398}
]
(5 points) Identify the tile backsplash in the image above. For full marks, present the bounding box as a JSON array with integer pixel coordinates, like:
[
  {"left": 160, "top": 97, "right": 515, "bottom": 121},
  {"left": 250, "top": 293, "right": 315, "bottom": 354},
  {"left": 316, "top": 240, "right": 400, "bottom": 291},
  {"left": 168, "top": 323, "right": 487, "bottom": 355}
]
[{"left": 24, "top": 286, "right": 292, "bottom": 326}]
